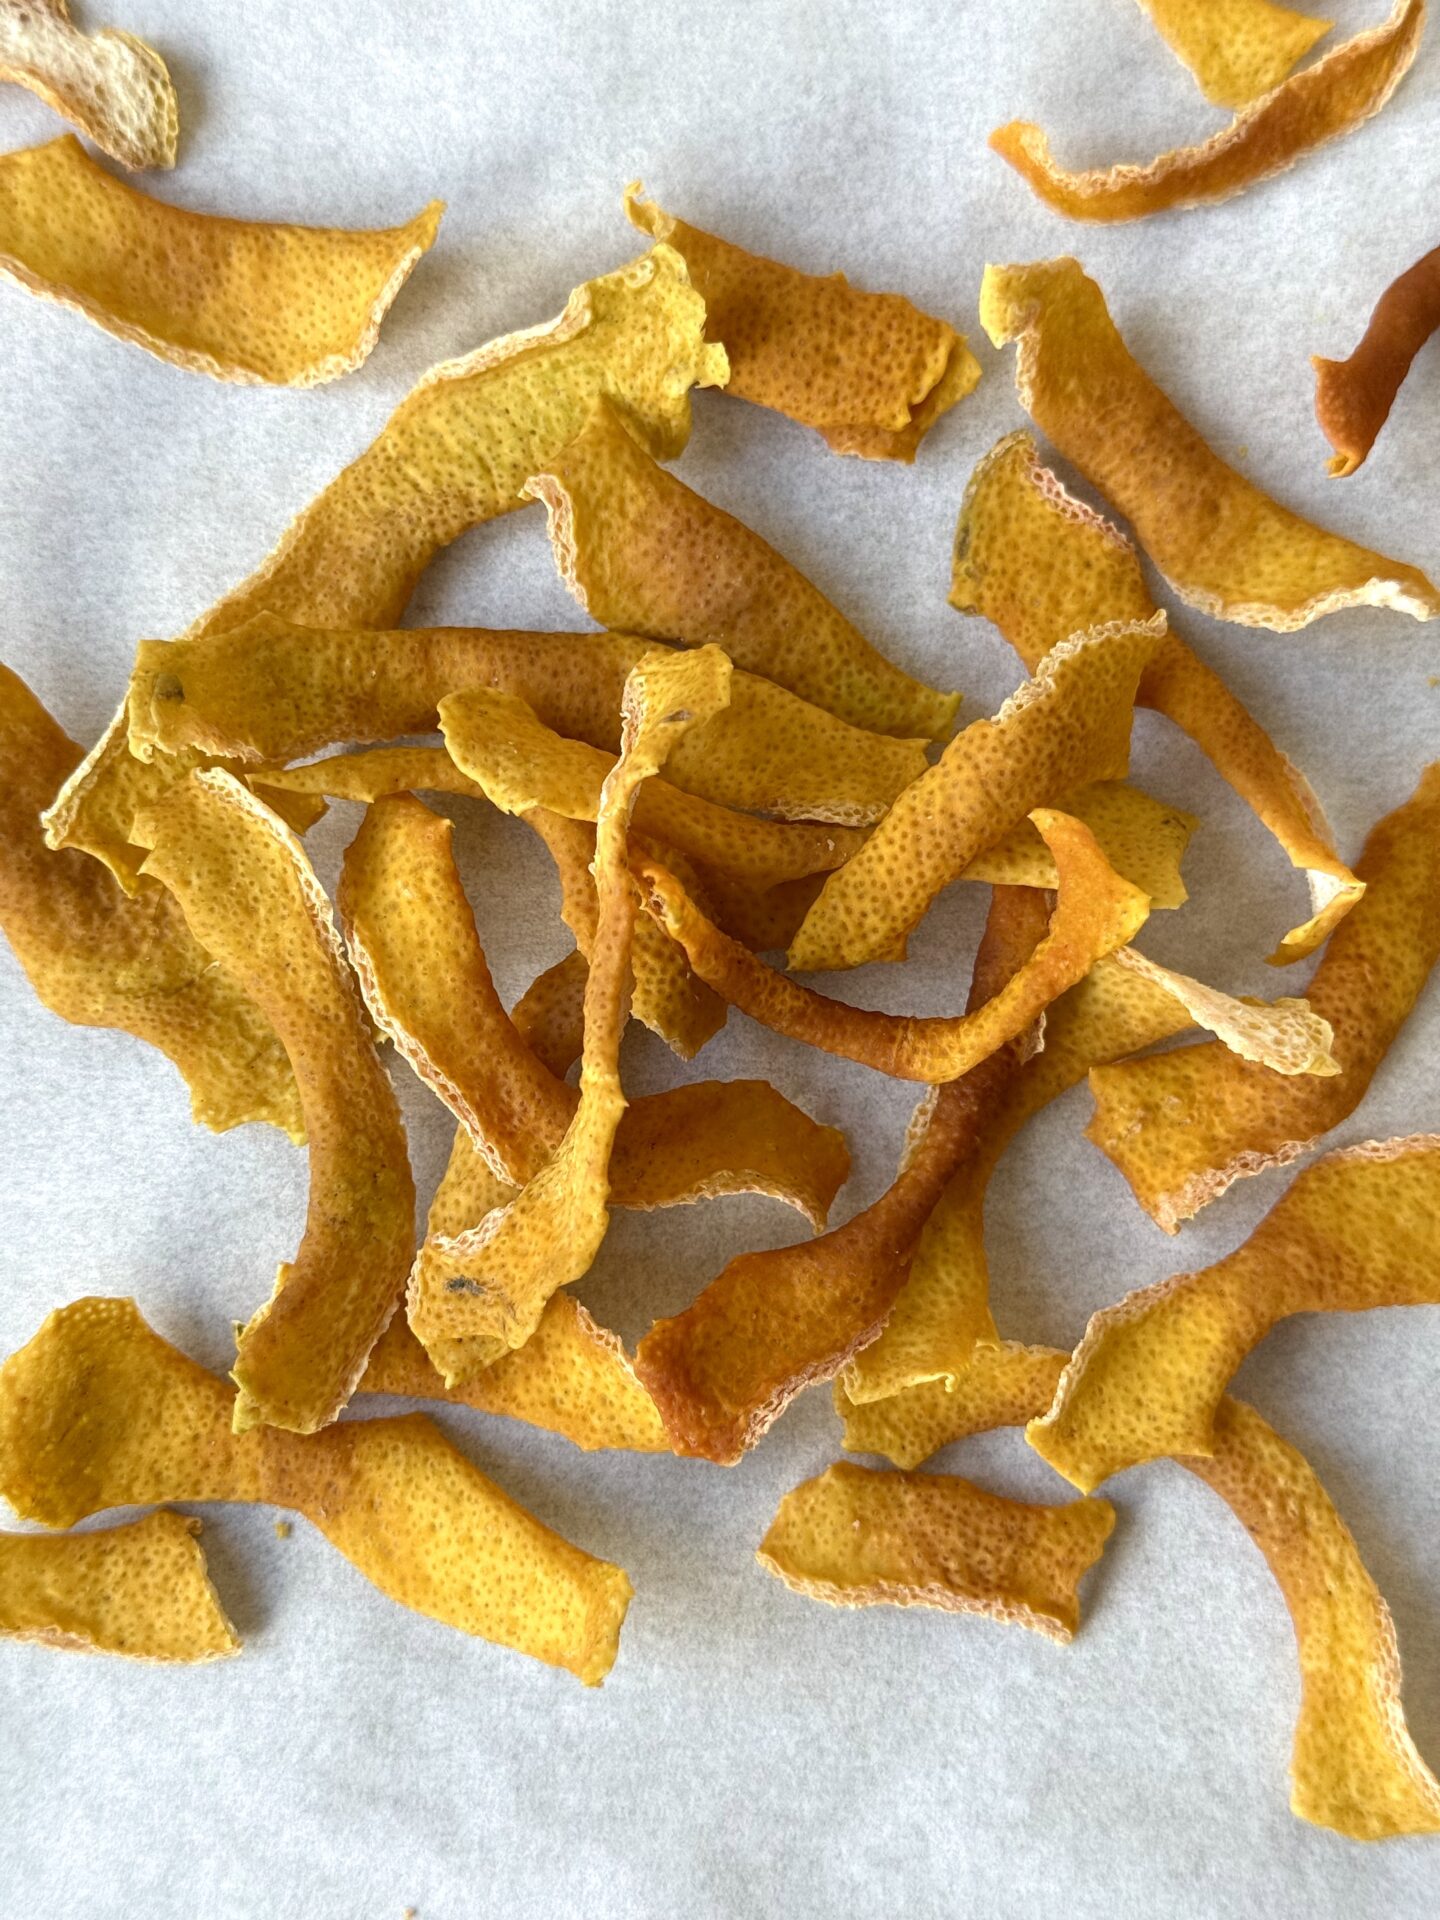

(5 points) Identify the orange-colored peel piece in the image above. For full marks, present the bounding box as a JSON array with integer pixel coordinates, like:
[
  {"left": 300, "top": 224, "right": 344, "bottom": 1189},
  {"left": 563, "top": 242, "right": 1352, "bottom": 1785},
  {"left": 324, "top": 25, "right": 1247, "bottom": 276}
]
[{"left": 1313, "top": 243, "right": 1440, "bottom": 475}]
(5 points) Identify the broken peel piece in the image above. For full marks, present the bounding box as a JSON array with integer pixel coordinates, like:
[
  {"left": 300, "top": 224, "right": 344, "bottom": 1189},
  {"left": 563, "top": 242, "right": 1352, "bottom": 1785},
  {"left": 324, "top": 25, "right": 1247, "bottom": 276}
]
[
  {"left": 991, "top": 0, "right": 1422, "bottom": 220},
  {"left": 1314, "top": 244, "right": 1440, "bottom": 475},
  {"left": 0, "top": 1511, "right": 237, "bottom": 1661},
  {"left": 526, "top": 397, "right": 958, "bottom": 739},
  {"left": 0, "top": 1299, "right": 631, "bottom": 1684},
  {"left": 757, "top": 1460, "right": 1114, "bottom": 1643},
  {"left": 950, "top": 431, "right": 1364, "bottom": 959},
  {"left": 625, "top": 185, "right": 979, "bottom": 460},
  {"left": 839, "top": 1342, "right": 1069, "bottom": 1469},
  {"left": 0, "top": 136, "right": 441, "bottom": 384},
  {"left": 1109, "top": 947, "right": 1336, "bottom": 1075},
  {"left": 962, "top": 780, "right": 1194, "bottom": 908},
  {"left": 641, "top": 810, "right": 1152, "bottom": 1082},
  {"left": 981, "top": 259, "right": 1439, "bottom": 629},
  {"left": 1087, "top": 763, "right": 1440, "bottom": 1229},
  {"left": 1136, "top": 0, "right": 1332, "bottom": 109},
  {"left": 1029, "top": 1135, "right": 1440, "bottom": 1492},
  {"left": 0, "top": 0, "right": 177, "bottom": 169},
  {"left": 134, "top": 771, "right": 414, "bottom": 1435}
]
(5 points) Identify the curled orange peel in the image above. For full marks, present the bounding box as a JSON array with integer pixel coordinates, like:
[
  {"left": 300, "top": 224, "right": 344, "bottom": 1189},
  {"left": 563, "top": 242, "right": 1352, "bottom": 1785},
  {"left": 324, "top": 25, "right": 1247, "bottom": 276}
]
[
  {"left": 0, "top": 1, "right": 177, "bottom": 168},
  {"left": 0, "top": 136, "right": 440, "bottom": 383},
  {"left": 524, "top": 397, "right": 959, "bottom": 739},
  {"left": 624, "top": 185, "right": 979, "bottom": 461},
  {"left": 961, "top": 780, "right": 1195, "bottom": 909},
  {"left": 756, "top": 1459, "right": 1113, "bottom": 1644},
  {"left": 0, "top": 1510, "right": 238, "bottom": 1661},
  {"left": 991, "top": 0, "right": 1423, "bottom": 221},
  {"left": 980, "top": 259, "right": 1439, "bottom": 630},
  {"left": 1314, "top": 243, "right": 1440, "bottom": 476},
  {"left": 1087, "top": 763, "right": 1440, "bottom": 1229},
  {"left": 133, "top": 771, "right": 415, "bottom": 1435},
  {"left": 1136, "top": 0, "right": 1333, "bottom": 109},
  {"left": 0, "top": 1299, "right": 632, "bottom": 1684},
  {"left": 950, "top": 430, "right": 1364, "bottom": 959}
]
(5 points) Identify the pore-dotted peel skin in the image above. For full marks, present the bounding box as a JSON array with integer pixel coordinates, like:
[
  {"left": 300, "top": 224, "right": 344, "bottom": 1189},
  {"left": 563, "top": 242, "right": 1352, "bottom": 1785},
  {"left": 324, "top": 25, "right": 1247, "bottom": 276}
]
[
  {"left": 789, "top": 617, "right": 1164, "bottom": 972},
  {"left": 961, "top": 780, "right": 1195, "bottom": 909},
  {"left": 44, "top": 243, "right": 728, "bottom": 886},
  {"left": 991, "top": 0, "right": 1423, "bottom": 221},
  {"left": 525, "top": 397, "right": 958, "bottom": 739},
  {"left": 0, "top": 1511, "right": 238, "bottom": 1660},
  {"left": 950, "top": 431, "right": 1364, "bottom": 958},
  {"left": 1314, "top": 244, "right": 1440, "bottom": 475},
  {"left": 1028, "top": 1136, "right": 1440, "bottom": 1491},
  {"left": 133, "top": 771, "right": 415, "bottom": 1435},
  {"left": 0, "top": 136, "right": 441, "bottom": 382},
  {"left": 0, "top": 0, "right": 177, "bottom": 169},
  {"left": 0, "top": 1300, "right": 632, "bottom": 1684},
  {"left": 1087, "top": 764, "right": 1440, "bottom": 1228},
  {"left": 981, "top": 259, "right": 1439, "bottom": 630},
  {"left": 0, "top": 662, "right": 303, "bottom": 1137},
  {"left": 1136, "top": 0, "right": 1332, "bottom": 109},
  {"left": 625, "top": 185, "right": 979, "bottom": 460},
  {"left": 757, "top": 1460, "right": 1114, "bottom": 1643}
]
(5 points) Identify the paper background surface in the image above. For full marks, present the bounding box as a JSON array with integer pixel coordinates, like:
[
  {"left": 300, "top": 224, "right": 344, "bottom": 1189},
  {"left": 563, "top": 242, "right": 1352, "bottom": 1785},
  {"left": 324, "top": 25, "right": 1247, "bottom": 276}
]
[{"left": 1, "top": 2, "right": 1437, "bottom": 1913}]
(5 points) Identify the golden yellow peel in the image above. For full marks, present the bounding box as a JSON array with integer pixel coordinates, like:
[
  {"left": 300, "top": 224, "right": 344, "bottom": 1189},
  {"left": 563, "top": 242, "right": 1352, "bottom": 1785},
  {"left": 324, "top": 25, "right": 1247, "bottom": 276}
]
[{"left": 1136, "top": 0, "right": 1332, "bottom": 109}]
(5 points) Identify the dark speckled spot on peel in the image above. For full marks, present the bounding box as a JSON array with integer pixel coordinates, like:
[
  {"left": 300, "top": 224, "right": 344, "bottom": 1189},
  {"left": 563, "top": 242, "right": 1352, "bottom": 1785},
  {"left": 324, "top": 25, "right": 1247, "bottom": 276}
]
[
  {"left": 153, "top": 673, "right": 184, "bottom": 702},
  {"left": 446, "top": 1277, "right": 486, "bottom": 1297}
]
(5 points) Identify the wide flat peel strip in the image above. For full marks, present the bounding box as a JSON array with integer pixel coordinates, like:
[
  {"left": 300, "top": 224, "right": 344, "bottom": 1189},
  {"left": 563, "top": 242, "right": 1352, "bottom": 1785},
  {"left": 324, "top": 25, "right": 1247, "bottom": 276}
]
[
  {"left": 0, "top": 0, "right": 177, "bottom": 168},
  {"left": 1136, "top": 0, "right": 1332, "bottom": 109},
  {"left": 1314, "top": 243, "right": 1440, "bottom": 475}
]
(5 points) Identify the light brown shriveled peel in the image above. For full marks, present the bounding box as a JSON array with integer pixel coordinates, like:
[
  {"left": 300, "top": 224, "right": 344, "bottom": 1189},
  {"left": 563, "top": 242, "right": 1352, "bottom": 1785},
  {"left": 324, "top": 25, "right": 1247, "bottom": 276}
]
[
  {"left": 0, "top": 1511, "right": 237, "bottom": 1660},
  {"left": 0, "top": 136, "right": 441, "bottom": 383},
  {"left": 133, "top": 771, "right": 414, "bottom": 1435},
  {"left": 1029, "top": 1136, "right": 1440, "bottom": 1491},
  {"left": 0, "top": 662, "right": 302, "bottom": 1137},
  {"left": 992, "top": 0, "right": 1422, "bottom": 220},
  {"left": 951, "top": 431, "right": 1364, "bottom": 958},
  {"left": 409, "top": 647, "right": 733, "bottom": 1387},
  {"left": 961, "top": 781, "right": 1194, "bottom": 909},
  {"left": 44, "top": 243, "right": 727, "bottom": 887},
  {"left": 525, "top": 398, "right": 958, "bottom": 740},
  {"left": 981, "top": 260, "right": 1439, "bottom": 630},
  {"left": 641, "top": 811, "right": 1153, "bottom": 1082},
  {"left": 1314, "top": 244, "right": 1440, "bottom": 475},
  {"left": 757, "top": 1460, "right": 1114, "bottom": 1643},
  {"left": 0, "top": 1299, "right": 631, "bottom": 1684},
  {"left": 791, "top": 617, "right": 1163, "bottom": 973},
  {"left": 625, "top": 185, "right": 979, "bottom": 460},
  {"left": 1088, "top": 763, "right": 1440, "bottom": 1228},
  {"left": 0, "top": 0, "right": 177, "bottom": 169},
  {"left": 1136, "top": 0, "right": 1332, "bottom": 110}
]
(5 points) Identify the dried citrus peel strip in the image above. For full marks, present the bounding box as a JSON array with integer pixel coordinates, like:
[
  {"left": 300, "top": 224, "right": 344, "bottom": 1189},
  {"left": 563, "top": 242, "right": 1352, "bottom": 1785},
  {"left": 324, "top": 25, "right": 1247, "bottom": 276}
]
[
  {"left": 790, "top": 617, "right": 1164, "bottom": 973},
  {"left": 1088, "top": 764, "right": 1440, "bottom": 1228},
  {"left": 1136, "top": 0, "right": 1332, "bottom": 109},
  {"left": 625, "top": 186, "right": 979, "bottom": 461},
  {"left": 757, "top": 1460, "right": 1114, "bottom": 1643},
  {"left": 981, "top": 259, "right": 1439, "bottom": 629},
  {"left": 1108, "top": 947, "right": 1336, "bottom": 1075},
  {"left": 961, "top": 781, "right": 1194, "bottom": 909},
  {"left": 0, "top": 1511, "right": 237, "bottom": 1661},
  {"left": 44, "top": 243, "right": 727, "bottom": 886},
  {"left": 950, "top": 430, "right": 1363, "bottom": 958},
  {"left": 991, "top": 0, "right": 1422, "bottom": 221},
  {"left": 0, "top": 1299, "right": 631, "bottom": 1684},
  {"left": 0, "top": 662, "right": 302, "bottom": 1137},
  {"left": 0, "top": 0, "right": 177, "bottom": 168},
  {"left": 1029, "top": 1135, "right": 1440, "bottom": 1491},
  {"left": 0, "top": 136, "right": 441, "bottom": 384},
  {"left": 133, "top": 771, "right": 415, "bottom": 1435},
  {"left": 1314, "top": 244, "right": 1440, "bottom": 476},
  {"left": 525, "top": 397, "right": 958, "bottom": 739},
  {"left": 409, "top": 647, "right": 733, "bottom": 1387}
]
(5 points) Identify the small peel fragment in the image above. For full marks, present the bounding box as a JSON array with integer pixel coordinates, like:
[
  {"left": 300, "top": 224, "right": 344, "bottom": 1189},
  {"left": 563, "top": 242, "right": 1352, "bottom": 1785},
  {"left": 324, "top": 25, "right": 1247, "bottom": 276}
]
[
  {"left": 1136, "top": 0, "right": 1332, "bottom": 110},
  {"left": 1314, "top": 244, "right": 1440, "bottom": 475},
  {"left": 950, "top": 430, "right": 1364, "bottom": 958},
  {"left": 133, "top": 771, "right": 415, "bottom": 1435},
  {"left": 0, "top": 1511, "right": 237, "bottom": 1661},
  {"left": 625, "top": 185, "right": 979, "bottom": 460},
  {"left": 961, "top": 780, "right": 1194, "bottom": 909},
  {"left": 991, "top": 0, "right": 1423, "bottom": 221},
  {"left": 1028, "top": 1135, "right": 1440, "bottom": 1492},
  {"left": 526, "top": 398, "right": 959, "bottom": 739},
  {"left": 1108, "top": 947, "right": 1336, "bottom": 1075},
  {"left": 1087, "top": 763, "right": 1440, "bottom": 1228},
  {"left": 0, "top": 0, "right": 177, "bottom": 169},
  {"left": 0, "top": 136, "right": 441, "bottom": 383},
  {"left": 980, "top": 259, "right": 1439, "bottom": 630},
  {"left": 757, "top": 1460, "right": 1113, "bottom": 1643},
  {"left": 0, "top": 661, "right": 302, "bottom": 1137},
  {"left": 0, "top": 1299, "right": 631, "bottom": 1684}
]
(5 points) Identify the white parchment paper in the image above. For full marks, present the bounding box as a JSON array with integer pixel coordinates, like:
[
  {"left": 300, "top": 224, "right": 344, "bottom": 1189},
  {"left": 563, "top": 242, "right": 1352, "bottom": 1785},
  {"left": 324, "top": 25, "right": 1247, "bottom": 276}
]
[{"left": 1, "top": 2, "right": 1437, "bottom": 1914}]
